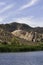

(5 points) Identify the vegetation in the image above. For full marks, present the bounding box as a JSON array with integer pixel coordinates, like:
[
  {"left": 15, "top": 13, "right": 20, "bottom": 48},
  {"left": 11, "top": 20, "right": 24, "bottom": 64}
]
[
  {"left": 0, "top": 40, "right": 43, "bottom": 52},
  {"left": 0, "top": 22, "right": 43, "bottom": 33},
  {"left": 0, "top": 22, "right": 43, "bottom": 52}
]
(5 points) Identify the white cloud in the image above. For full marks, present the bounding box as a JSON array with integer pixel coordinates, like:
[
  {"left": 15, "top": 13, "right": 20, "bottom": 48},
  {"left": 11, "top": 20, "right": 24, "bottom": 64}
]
[
  {"left": 0, "top": 4, "right": 14, "bottom": 13},
  {"left": 11, "top": 17, "right": 43, "bottom": 27},
  {"left": 19, "top": 0, "right": 38, "bottom": 11},
  {"left": 0, "top": 18, "right": 4, "bottom": 22},
  {"left": 11, "top": 16, "right": 34, "bottom": 27},
  {"left": 0, "top": 16, "right": 7, "bottom": 23},
  {"left": 0, "top": 2, "right": 5, "bottom": 5},
  {"left": 0, "top": 15, "right": 43, "bottom": 27}
]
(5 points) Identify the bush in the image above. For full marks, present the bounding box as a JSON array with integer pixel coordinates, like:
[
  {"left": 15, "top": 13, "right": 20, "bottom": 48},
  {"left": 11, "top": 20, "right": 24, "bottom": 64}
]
[{"left": 11, "top": 37, "right": 20, "bottom": 46}]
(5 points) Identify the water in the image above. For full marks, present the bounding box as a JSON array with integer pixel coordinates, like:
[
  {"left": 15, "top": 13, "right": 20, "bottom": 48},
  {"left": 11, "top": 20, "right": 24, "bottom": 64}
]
[{"left": 0, "top": 51, "right": 43, "bottom": 65}]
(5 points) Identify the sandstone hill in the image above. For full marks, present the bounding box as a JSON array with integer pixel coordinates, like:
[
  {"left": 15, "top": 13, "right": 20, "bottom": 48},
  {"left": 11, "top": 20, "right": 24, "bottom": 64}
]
[
  {"left": 11, "top": 29, "right": 43, "bottom": 42},
  {"left": 0, "top": 22, "right": 43, "bottom": 43}
]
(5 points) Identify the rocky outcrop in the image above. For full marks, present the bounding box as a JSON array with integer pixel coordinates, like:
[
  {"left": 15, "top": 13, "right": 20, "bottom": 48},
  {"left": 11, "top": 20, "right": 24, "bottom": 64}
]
[
  {"left": 12, "top": 30, "right": 43, "bottom": 42},
  {"left": 0, "top": 28, "right": 13, "bottom": 43},
  {"left": 0, "top": 22, "right": 43, "bottom": 43}
]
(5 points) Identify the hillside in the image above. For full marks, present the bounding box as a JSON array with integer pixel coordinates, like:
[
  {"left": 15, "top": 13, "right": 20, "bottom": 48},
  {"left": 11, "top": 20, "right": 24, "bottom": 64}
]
[
  {"left": 0, "top": 22, "right": 43, "bottom": 33},
  {"left": 0, "top": 28, "right": 13, "bottom": 43},
  {"left": 0, "top": 22, "right": 43, "bottom": 43},
  {"left": 0, "top": 22, "right": 43, "bottom": 52},
  {"left": 0, "top": 22, "right": 32, "bottom": 32}
]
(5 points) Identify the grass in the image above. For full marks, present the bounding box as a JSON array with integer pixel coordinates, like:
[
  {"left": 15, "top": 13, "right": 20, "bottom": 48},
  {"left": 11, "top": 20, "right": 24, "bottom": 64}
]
[{"left": 0, "top": 42, "right": 43, "bottom": 52}]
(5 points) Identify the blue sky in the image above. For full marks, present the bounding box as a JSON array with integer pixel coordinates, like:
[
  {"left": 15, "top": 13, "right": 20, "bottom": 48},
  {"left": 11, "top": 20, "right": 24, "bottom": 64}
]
[{"left": 0, "top": 0, "right": 43, "bottom": 27}]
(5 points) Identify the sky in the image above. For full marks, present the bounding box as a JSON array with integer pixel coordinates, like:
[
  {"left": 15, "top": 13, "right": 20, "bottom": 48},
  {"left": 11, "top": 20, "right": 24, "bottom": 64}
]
[{"left": 0, "top": 0, "right": 43, "bottom": 27}]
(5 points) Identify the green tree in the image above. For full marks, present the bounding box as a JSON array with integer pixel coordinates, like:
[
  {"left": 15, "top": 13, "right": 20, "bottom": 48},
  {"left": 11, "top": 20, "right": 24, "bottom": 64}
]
[{"left": 11, "top": 37, "right": 19, "bottom": 46}]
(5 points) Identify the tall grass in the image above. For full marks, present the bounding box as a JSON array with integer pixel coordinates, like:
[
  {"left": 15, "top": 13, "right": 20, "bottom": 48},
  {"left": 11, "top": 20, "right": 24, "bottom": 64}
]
[{"left": 0, "top": 42, "right": 43, "bottom": 52}]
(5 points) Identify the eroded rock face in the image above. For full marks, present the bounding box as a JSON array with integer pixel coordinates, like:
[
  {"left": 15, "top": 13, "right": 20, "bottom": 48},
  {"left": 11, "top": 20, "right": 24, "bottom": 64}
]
[{"left": 11, "top": 30, "right": 43, "bottom": 42}]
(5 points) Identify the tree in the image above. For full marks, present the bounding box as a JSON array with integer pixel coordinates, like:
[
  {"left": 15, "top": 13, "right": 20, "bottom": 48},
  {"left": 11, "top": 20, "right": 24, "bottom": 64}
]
[{"left": 11, "top": 37, "right": 19, "bottom": 46}]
